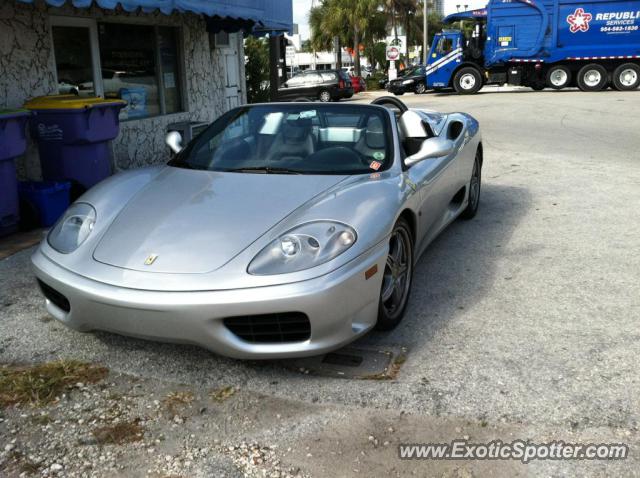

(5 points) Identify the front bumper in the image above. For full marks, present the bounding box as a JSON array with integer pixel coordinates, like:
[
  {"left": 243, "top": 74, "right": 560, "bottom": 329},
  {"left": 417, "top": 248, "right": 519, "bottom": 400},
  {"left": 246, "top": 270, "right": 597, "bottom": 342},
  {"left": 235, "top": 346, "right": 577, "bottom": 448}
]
[
  {"left": 31, "top": 243, "right": 387, "bottom": 359},
  {"left": 387, "top": 83, "right": 412, "bottom": 94}
]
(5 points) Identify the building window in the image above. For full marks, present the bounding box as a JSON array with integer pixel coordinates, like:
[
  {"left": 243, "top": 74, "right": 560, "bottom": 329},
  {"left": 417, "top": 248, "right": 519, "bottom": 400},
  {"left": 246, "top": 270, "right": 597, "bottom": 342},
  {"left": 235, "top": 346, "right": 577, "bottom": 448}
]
[
  {"left": 51, "top": 26, "right": 94, "bottom": 96},
  {"left": 51, "top": 18, "right": 184, "bottom": 120},
  {"left": 213, "top": 31, "right": 230, "bottom": 47},
  {"left": 158, "top": 27, "right": 182, "bottom": 115}
]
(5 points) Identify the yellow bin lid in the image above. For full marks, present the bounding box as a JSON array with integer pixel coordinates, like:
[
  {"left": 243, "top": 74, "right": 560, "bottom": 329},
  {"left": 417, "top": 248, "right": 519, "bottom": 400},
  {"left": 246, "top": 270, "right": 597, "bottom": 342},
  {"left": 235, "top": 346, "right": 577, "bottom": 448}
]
[{"left": 24, "top": 95, "right": 126, "bottom": 110}]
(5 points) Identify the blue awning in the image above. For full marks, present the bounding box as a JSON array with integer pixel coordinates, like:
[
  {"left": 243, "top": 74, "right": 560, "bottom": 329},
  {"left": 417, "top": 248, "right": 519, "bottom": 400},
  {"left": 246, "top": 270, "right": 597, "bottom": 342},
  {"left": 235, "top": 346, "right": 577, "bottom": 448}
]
[
  {"left": 443, "top": 8, "right": 487, "bottom": 24},
  {"left": 16, "top": 0, "right": 292, "bottom": 32}
]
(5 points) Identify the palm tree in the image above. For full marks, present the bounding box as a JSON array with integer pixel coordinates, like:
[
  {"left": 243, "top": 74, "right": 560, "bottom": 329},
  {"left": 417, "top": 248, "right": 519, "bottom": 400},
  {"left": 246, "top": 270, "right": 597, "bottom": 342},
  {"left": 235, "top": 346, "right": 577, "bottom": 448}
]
[
  {"left": 385, "top": 0, "right": 420, "bottom": 63},
  {"left": 385, "top": 0, "right": 403, "bottom": 45},
  {"left": 309, "top": 0, "right": 349, "bottom": 69}
]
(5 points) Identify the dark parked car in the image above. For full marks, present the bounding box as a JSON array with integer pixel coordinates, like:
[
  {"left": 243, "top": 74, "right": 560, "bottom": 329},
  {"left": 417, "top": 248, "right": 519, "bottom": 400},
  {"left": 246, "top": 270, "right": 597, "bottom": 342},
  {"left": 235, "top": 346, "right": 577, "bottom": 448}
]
[
  {"left": 277, "top": 69, "right": 353, "bottom": 102},
  {"left": 387, "top": 66, "right": 427, "bottom": 95}
]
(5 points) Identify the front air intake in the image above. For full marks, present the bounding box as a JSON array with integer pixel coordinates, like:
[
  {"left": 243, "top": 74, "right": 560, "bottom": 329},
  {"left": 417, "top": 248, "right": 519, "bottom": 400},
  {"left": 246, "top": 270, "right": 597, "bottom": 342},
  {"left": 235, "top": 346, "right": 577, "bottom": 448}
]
[
  {"left": 37, "top": 279, "right": 70, "bottom": 313},
  {"left": 223, "top": 313, "right": 311, "bottom": 344}
]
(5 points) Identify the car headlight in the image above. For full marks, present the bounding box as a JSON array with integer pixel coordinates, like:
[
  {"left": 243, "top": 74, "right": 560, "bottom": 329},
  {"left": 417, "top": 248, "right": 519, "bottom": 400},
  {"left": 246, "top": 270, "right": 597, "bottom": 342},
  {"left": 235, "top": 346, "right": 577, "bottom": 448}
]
[
  {"left": 402, "top": 79, "right": 415, "bottom": 85},
  {"left": 47, "top": 203, "right": 96, "bottom": 254},
  {"left": 248, "top": 221, "right": 357, "bottom": 275}
]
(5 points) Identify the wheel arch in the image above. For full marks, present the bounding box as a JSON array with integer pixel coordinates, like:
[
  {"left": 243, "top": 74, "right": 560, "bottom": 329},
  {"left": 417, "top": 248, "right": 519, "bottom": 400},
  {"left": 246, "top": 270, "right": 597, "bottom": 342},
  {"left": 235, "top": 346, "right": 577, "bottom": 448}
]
[{"left": 398, "top": 209, "right": 417, "bottom": 246}]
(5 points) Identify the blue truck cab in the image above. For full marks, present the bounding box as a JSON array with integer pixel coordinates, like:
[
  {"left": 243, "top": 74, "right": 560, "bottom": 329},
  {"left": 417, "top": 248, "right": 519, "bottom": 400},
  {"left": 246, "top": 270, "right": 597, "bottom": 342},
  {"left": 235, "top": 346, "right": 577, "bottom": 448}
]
[{"left": 423, "top": 0, "right": 640, "bottom": 94}]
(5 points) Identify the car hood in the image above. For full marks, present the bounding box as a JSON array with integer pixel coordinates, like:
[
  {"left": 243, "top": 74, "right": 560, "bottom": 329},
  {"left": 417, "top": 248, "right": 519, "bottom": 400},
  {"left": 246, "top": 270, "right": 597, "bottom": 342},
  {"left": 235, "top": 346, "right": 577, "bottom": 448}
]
[
  {"left": 93, "top": 167, "right": 347, "bottom": 274},
  {"left": 391, "top": 75, "right": 423, "bottom": 84}
]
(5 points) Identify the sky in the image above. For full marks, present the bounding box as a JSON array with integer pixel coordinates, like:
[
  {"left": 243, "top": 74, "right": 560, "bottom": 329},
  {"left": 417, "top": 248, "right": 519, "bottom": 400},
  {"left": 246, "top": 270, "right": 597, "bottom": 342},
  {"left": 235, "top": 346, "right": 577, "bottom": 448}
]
[{"left": 292, "top": 0, "right": 487, "bottom": 41}]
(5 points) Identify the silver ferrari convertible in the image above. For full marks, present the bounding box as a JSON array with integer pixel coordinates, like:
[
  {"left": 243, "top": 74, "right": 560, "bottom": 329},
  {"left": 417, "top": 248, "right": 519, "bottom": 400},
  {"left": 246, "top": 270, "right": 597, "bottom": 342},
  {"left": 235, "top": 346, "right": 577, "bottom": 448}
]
[{"left": 32, "top": 97, "right": 482, "bottom": 359}]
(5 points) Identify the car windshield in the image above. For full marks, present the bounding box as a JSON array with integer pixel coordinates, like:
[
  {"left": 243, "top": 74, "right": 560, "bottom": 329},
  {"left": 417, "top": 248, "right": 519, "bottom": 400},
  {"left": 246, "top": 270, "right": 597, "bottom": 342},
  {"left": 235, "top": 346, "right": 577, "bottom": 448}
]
[
  {"left": 169, "top": 104, "right": 393, "bottom": 175},
  {"left": 402, "top": 67, "right": 423, "bottom": 77}
]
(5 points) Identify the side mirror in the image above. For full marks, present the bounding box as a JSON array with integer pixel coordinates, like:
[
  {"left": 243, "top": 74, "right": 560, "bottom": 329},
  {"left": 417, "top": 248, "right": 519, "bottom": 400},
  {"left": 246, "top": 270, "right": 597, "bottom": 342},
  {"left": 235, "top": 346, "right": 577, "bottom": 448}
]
[
  {"left": 404, "top": 137, "right": 455, "bottom": 167},
  {"left": 165, "top": 131, "right": 183, "bottom": 154}
]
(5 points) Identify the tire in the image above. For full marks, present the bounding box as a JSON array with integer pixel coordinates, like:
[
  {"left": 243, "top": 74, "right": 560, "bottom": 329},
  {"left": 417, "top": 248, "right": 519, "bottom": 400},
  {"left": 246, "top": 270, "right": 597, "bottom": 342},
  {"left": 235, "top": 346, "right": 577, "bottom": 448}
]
[
  {"left": 530, "top": 81, "right": 545, "bottom": 91},
  {"left": 460, "top": 149, "right": 482, "bottom": 220},
  {"left": 318, "top": 89, "right": 332, "bottom": 102},
  {"left": 375, "top": 218, "right": 414, "bottom": 331},
  {"left": 393, "top": 91, "right": 404, "bottom": 96},
  {"left": 414, "top": 82, "right": 426, "bottom": 94},
  {"left": 577, "top": 63, "right": 608, "bottom": 92},
  {"left": 546, "top": 65, "right": 572, "bottom": 89},
  {"left": 612, "top": 63, "right": 640, "bottom": 91},
  {"left": 453, "top": 67, "right": 483, "bottom": 95}
]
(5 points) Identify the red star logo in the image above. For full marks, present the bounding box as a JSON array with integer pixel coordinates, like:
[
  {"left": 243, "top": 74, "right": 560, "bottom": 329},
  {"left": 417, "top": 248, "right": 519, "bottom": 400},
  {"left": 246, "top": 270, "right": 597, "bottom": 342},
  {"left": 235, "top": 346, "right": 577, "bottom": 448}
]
[{"left": 567, "top": 8, "right": 592, "bottom": 33}]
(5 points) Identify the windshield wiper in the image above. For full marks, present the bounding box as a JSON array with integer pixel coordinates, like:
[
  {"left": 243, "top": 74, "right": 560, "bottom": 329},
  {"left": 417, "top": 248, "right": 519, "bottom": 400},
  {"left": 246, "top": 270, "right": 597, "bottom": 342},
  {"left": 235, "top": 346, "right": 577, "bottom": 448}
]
[{"left": 226, "top": 166, "right": 302, "bottom": 175}]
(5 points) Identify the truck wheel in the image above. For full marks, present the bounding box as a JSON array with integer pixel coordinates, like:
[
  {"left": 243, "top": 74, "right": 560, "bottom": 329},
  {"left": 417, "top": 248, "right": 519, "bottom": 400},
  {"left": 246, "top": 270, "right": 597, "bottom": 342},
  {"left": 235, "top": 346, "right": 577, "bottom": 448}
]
[
  {"left": 453, "top": 68, "right": 483, "bottom": 94},
  {"left": 612, "top": 63, "right": 640, "bottom": 91},
  {"left": 577, "top": 64, "right": 608, "bottom": 91},
  {"left": 546, "top": 65, "right": 572, "bottom": 89},
  {"left": 530, "top": 81, "right": 545, "bottom": 91}
]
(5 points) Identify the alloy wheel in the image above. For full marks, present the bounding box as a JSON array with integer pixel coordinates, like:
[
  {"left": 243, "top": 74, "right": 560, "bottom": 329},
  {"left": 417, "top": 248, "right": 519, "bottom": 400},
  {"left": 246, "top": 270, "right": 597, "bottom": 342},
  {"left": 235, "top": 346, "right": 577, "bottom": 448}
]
[
  {"left": 381, "top": 227, "right": 412, "bottom": 319},
  {"left": 469, "top": 157, "right": 481, "bottom": 210}
]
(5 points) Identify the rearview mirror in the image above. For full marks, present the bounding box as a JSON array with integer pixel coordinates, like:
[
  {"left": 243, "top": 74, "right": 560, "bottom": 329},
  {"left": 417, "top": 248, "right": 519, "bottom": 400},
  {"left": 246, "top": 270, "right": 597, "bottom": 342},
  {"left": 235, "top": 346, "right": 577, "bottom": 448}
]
[
  {"left": 404, "top": 137, "right": 455, "bottom": 167},
  {"left": 165, "top": 131, "right": 183, "bottom": 154}
]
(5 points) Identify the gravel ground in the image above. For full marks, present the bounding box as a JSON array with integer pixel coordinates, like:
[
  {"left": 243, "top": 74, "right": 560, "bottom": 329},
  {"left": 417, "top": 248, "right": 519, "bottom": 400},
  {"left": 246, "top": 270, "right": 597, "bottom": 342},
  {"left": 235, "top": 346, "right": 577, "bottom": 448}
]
[{"left": 1, "top": 87, "right": 639, "bottom": 476}]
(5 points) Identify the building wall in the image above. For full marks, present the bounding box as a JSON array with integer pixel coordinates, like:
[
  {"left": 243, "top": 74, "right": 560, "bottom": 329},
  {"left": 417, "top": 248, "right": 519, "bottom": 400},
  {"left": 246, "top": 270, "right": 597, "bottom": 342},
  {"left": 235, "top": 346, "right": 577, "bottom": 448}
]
[{"left": 0, "top": 0, "right": 245, "bottom": 178}]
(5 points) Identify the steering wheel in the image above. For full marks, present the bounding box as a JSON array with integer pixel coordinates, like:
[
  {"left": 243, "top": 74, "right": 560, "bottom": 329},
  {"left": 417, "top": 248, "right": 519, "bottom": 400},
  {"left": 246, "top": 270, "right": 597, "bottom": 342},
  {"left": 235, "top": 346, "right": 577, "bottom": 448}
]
[{"left": 370, "top": 96, "right": 409, "bottom": 115}]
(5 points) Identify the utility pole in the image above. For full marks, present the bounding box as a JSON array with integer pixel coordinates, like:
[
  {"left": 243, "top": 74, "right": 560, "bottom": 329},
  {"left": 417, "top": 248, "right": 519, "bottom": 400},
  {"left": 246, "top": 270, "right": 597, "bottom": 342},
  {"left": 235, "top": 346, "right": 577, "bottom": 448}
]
[{"left": 422, "top": 0, "right": 428, "bottom": 65}]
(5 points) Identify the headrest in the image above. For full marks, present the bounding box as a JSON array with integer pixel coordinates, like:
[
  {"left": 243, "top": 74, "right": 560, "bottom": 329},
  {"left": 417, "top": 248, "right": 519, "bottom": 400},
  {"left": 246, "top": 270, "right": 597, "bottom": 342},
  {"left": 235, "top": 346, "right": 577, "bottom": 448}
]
[
  {"left": 282, "top": 119, "right": 312, "bottom": 142},
  {"left": 398, "top": 110, "right": 428, "bottom": 139},
  {"left": 365, "top": 117, "right": 385, "bottom": 149}
]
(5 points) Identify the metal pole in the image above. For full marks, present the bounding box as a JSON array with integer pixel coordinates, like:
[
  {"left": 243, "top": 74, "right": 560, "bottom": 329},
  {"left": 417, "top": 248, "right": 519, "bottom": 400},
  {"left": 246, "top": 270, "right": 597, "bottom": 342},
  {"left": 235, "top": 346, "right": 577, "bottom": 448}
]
[{"left": 422, "top": 0, "right": 428, "bottom": 65}]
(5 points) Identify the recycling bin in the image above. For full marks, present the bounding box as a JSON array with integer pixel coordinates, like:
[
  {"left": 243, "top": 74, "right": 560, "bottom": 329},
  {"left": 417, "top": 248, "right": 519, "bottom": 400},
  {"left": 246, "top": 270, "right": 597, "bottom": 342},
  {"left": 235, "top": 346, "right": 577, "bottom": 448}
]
[
  {"left": 0, "top": 109, "right": 30, "bottom": 237},
  {"left": 24, "top": 95, "right": 126, "bottom": 195},
  {"left": 18, "top": 181, "right": 71, "bottom": 227}
]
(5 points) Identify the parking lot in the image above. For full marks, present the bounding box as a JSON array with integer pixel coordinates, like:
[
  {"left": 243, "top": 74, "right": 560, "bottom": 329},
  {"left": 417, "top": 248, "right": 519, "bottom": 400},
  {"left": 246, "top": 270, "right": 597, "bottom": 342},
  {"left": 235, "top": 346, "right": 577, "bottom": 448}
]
[{"left": 1, "top": 87, "right": 639, "bottom": 477}]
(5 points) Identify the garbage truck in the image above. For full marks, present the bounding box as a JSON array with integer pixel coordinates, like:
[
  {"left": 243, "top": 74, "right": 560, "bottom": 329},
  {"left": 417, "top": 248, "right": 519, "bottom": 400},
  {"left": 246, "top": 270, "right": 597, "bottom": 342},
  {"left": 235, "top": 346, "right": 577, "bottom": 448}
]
[{"left": 423, "top": 0, "right": 640, "bottom": 93}]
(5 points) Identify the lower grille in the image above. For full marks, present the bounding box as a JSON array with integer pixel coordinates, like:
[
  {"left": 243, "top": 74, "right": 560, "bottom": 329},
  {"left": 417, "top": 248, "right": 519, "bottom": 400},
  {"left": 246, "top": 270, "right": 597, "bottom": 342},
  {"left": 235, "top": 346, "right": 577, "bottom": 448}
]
[
  {"left": 37, "top": 279, "right": 70, "bottom": 313},
  {"left": 223, "top": 313, "right": 311, "bottom": 344}
]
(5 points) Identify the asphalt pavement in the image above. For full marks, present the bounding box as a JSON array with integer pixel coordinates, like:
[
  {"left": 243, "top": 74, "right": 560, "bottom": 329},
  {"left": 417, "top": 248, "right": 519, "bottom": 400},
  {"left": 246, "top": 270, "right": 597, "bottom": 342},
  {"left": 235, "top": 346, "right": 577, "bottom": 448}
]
[{"left": 1, "top": 86, "right": 639, "bottom": 476}]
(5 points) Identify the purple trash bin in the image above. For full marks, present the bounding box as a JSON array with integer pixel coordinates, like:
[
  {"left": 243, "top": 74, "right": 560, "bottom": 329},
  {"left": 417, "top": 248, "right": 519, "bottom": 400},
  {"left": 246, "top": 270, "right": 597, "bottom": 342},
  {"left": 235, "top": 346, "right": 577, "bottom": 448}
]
[
  {"left": 0, "top": 109, "right": 30, "bottom": 237},
  {"left": 24, "top": 95, "right": 126, "bottom": 196}
]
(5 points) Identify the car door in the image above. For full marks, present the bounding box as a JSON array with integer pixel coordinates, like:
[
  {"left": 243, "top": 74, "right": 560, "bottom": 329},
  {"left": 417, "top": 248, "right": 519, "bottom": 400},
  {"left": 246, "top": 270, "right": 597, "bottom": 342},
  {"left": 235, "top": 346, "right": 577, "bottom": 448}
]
[
  {"left": 426, "top": 34, "right": 463, "bottom": 89},
  {"left": 406, "top": 115, "right": 469, "bottom": 253},
  {"left": 303, "top": 71, "right": 323, "bottom": 99},
  {"left": 279, "top": 74, "right": 305, "bottom": 100}
]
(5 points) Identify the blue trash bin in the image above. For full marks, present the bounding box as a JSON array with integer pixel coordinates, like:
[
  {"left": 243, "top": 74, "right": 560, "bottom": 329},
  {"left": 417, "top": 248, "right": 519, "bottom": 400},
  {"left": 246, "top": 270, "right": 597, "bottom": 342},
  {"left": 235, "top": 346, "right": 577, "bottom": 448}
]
[
  {"left": 24, "top": 95, "right": 126, "bottom": 197},
  {"left": 18, "top": 181, "right": 71, "bottom": 227},
  {"left": 0, "top": 109, "right": 30, "bottom": 237}
]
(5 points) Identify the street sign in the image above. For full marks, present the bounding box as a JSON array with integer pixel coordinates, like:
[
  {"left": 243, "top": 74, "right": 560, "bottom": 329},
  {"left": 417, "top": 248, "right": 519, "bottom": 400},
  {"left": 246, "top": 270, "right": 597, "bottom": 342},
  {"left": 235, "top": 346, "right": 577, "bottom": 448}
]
[
  {"left": 285, "top": 46, "right": 296, "bottom": 61},
  {"left": 386, "top": 45, "right": 400, "bottom": 61}
]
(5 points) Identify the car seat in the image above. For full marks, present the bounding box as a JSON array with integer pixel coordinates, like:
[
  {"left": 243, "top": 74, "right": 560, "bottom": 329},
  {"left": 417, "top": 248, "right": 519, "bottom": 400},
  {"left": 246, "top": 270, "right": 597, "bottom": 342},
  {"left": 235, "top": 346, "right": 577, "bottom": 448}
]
[{"left": 264, "top": 118, "right": 315, "bottom": 163}]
